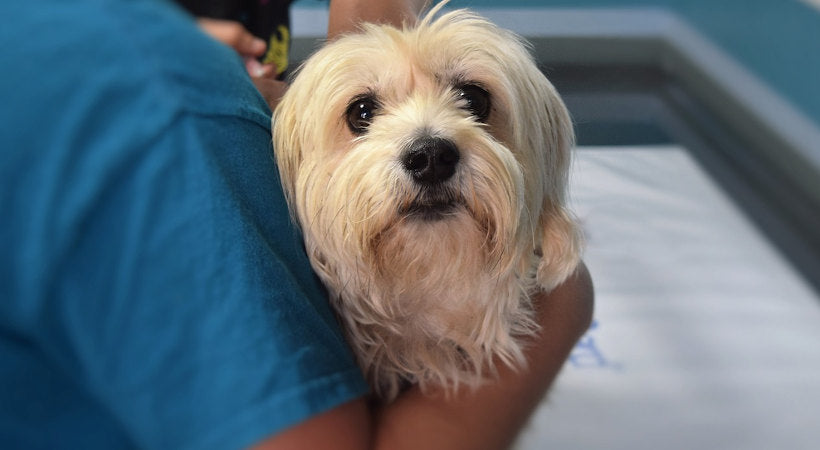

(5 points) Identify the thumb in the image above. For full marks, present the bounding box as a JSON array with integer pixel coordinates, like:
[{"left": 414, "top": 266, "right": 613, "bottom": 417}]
[
  {"left": 198, "top": 18, "right": 267, "bottom": 58},
  {"left": 234, "top": 32, "right": 267, "bottom": 59}
]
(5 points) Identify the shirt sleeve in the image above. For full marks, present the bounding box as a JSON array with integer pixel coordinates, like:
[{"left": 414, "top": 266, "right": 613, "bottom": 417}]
[
  {"left": 1, "top": 2, "right": 367, "bottom": 447},
  {"left": 44, "top": 110, "right": 369, "bottom": 449}
]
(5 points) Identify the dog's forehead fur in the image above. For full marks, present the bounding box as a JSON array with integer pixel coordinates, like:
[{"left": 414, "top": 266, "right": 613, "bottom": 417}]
[
  {"left": 290, "top": 9, "right": 542, "bottom": 138},
  {"left": 332, "top": 13, "right": 526, "bottom": 95}
]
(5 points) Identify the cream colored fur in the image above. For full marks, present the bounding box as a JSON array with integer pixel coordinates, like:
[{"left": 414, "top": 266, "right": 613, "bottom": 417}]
[{"left": 272, "top": 5, "right": 582, "bottom": 401}]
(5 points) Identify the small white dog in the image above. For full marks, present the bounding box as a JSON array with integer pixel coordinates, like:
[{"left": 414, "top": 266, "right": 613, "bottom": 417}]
[{"left": 273, "top": 4, "right": 582, "bottom": 401}]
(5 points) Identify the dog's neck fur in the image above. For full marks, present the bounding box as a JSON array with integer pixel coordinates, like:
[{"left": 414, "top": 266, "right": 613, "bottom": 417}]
[{"left": 309, "top": 212, "right": 537, "bottom": 401}]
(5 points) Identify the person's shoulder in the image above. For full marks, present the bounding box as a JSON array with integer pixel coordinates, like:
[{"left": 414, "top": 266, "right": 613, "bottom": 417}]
[
  {"left": 1, "top": 0, "right": 269, "bottom": 130},
  {"left": 0, "top": 0, "right": 274, "bottom": 289}
]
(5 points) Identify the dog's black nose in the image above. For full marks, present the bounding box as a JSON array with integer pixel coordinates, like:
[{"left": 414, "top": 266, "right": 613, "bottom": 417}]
[{"left": 402, "top": 137, "right": 460, "bottom": 185}]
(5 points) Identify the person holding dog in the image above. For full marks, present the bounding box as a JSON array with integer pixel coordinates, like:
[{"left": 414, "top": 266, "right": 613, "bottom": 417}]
[{"left": 0, "top": 1, "right": 593, "bottom": 449}]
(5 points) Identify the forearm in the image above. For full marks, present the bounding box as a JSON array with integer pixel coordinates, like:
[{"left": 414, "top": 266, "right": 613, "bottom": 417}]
[
  {"left": 373, "top": 263, "right": 594, "bottom": 449},
  {"left": 328, "top": 0, "right": 430, "bottom": 39},
  {"left": 252, "top": 264, "right": 593, "bottom": 450}
]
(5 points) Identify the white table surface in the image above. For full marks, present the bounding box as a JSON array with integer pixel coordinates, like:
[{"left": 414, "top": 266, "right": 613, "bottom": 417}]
[{"left": 517, "top": 146, "right": 820, "bottom": 450}]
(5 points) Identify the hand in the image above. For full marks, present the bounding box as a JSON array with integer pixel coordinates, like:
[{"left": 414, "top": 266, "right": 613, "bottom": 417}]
[
  {"left": 196, "top": 18, "right": 286, "bottom": 110},
  {"left": 197, "top": 18, "right": 268, "bottom": 61}
]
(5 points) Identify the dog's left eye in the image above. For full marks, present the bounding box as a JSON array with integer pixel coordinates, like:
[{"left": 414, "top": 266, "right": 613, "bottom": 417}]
[
  {"left": 455, "top": 84, "right": 491, "bottom": 122},
  {"left": 346, "top": 97, "right": 379, "bottom": 135}
]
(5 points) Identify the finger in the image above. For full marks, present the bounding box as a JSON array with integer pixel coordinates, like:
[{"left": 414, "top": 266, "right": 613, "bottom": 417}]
[
  {"left": 198, "top": 18, "right": 266, "bottom": 58},
  {"left": 245, "top": 58, "right": 277, "bottom": 79},
  {"left": 235, "top": 32, "right": 267, "bottom": 59}
]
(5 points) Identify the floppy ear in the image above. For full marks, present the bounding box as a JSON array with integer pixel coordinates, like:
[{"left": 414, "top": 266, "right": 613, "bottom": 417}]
[{"left": 533, "top": 76, "right": 583, "bottom": 292}]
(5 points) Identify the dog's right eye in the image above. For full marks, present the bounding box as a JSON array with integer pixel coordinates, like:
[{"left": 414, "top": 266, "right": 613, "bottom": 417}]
[
  {"left": 455, "top": 84, "right": 491, "bottom": 122},
  {"left": 346, "top": 97, "right": 379, "bottom": 135}
]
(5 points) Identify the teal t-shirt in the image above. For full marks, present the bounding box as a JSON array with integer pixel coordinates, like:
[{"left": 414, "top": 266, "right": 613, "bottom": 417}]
[{"left": 0, "top": 1, "right": 367, "bottom": 448}]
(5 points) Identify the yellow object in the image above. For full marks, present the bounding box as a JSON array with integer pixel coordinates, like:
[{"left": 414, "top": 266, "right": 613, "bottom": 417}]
[{"left": 263, "top": 25, "right": 289, "bottom": 76}]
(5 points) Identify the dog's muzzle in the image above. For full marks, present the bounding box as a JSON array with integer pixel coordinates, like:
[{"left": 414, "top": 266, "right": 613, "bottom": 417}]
[{"left": 400, "top": 136, "right": 463, "bottom": 221}]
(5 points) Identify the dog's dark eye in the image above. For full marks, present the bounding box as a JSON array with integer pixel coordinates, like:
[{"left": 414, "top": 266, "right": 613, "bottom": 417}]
[
  {"left": 346, "top": 96, "right": 379, "bottom": 135},
  {"left": 456, "top": 84, "right": 491, "bottom": 122}
]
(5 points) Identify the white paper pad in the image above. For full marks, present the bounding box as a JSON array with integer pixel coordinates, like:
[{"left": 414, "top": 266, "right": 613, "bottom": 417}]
[{"left": 517, "top": 146, "right": 820, "bottom": 450}]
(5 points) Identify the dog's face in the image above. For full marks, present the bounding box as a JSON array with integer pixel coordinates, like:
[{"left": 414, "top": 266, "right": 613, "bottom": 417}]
[{"left": 274, "top": 10, "right": 578, "bottom": 299}]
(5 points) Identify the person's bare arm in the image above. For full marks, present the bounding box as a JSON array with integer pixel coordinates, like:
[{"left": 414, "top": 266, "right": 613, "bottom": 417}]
[
  {"left": 327, "top": 0, "right": 430, "bottom": 39},
  {"left": 253, "top": 263, "right": 594, "bottom": 450}
]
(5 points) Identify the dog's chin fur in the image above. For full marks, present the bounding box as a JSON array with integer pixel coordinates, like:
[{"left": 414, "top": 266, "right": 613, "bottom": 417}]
[{"left": 273, "top": 4, "right": 583, "bottom": 401}]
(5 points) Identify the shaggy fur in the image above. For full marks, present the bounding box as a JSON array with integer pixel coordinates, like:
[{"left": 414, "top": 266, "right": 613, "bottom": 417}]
[{"left": 272, "top": 4, "right": 582, "bottom": 401}]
